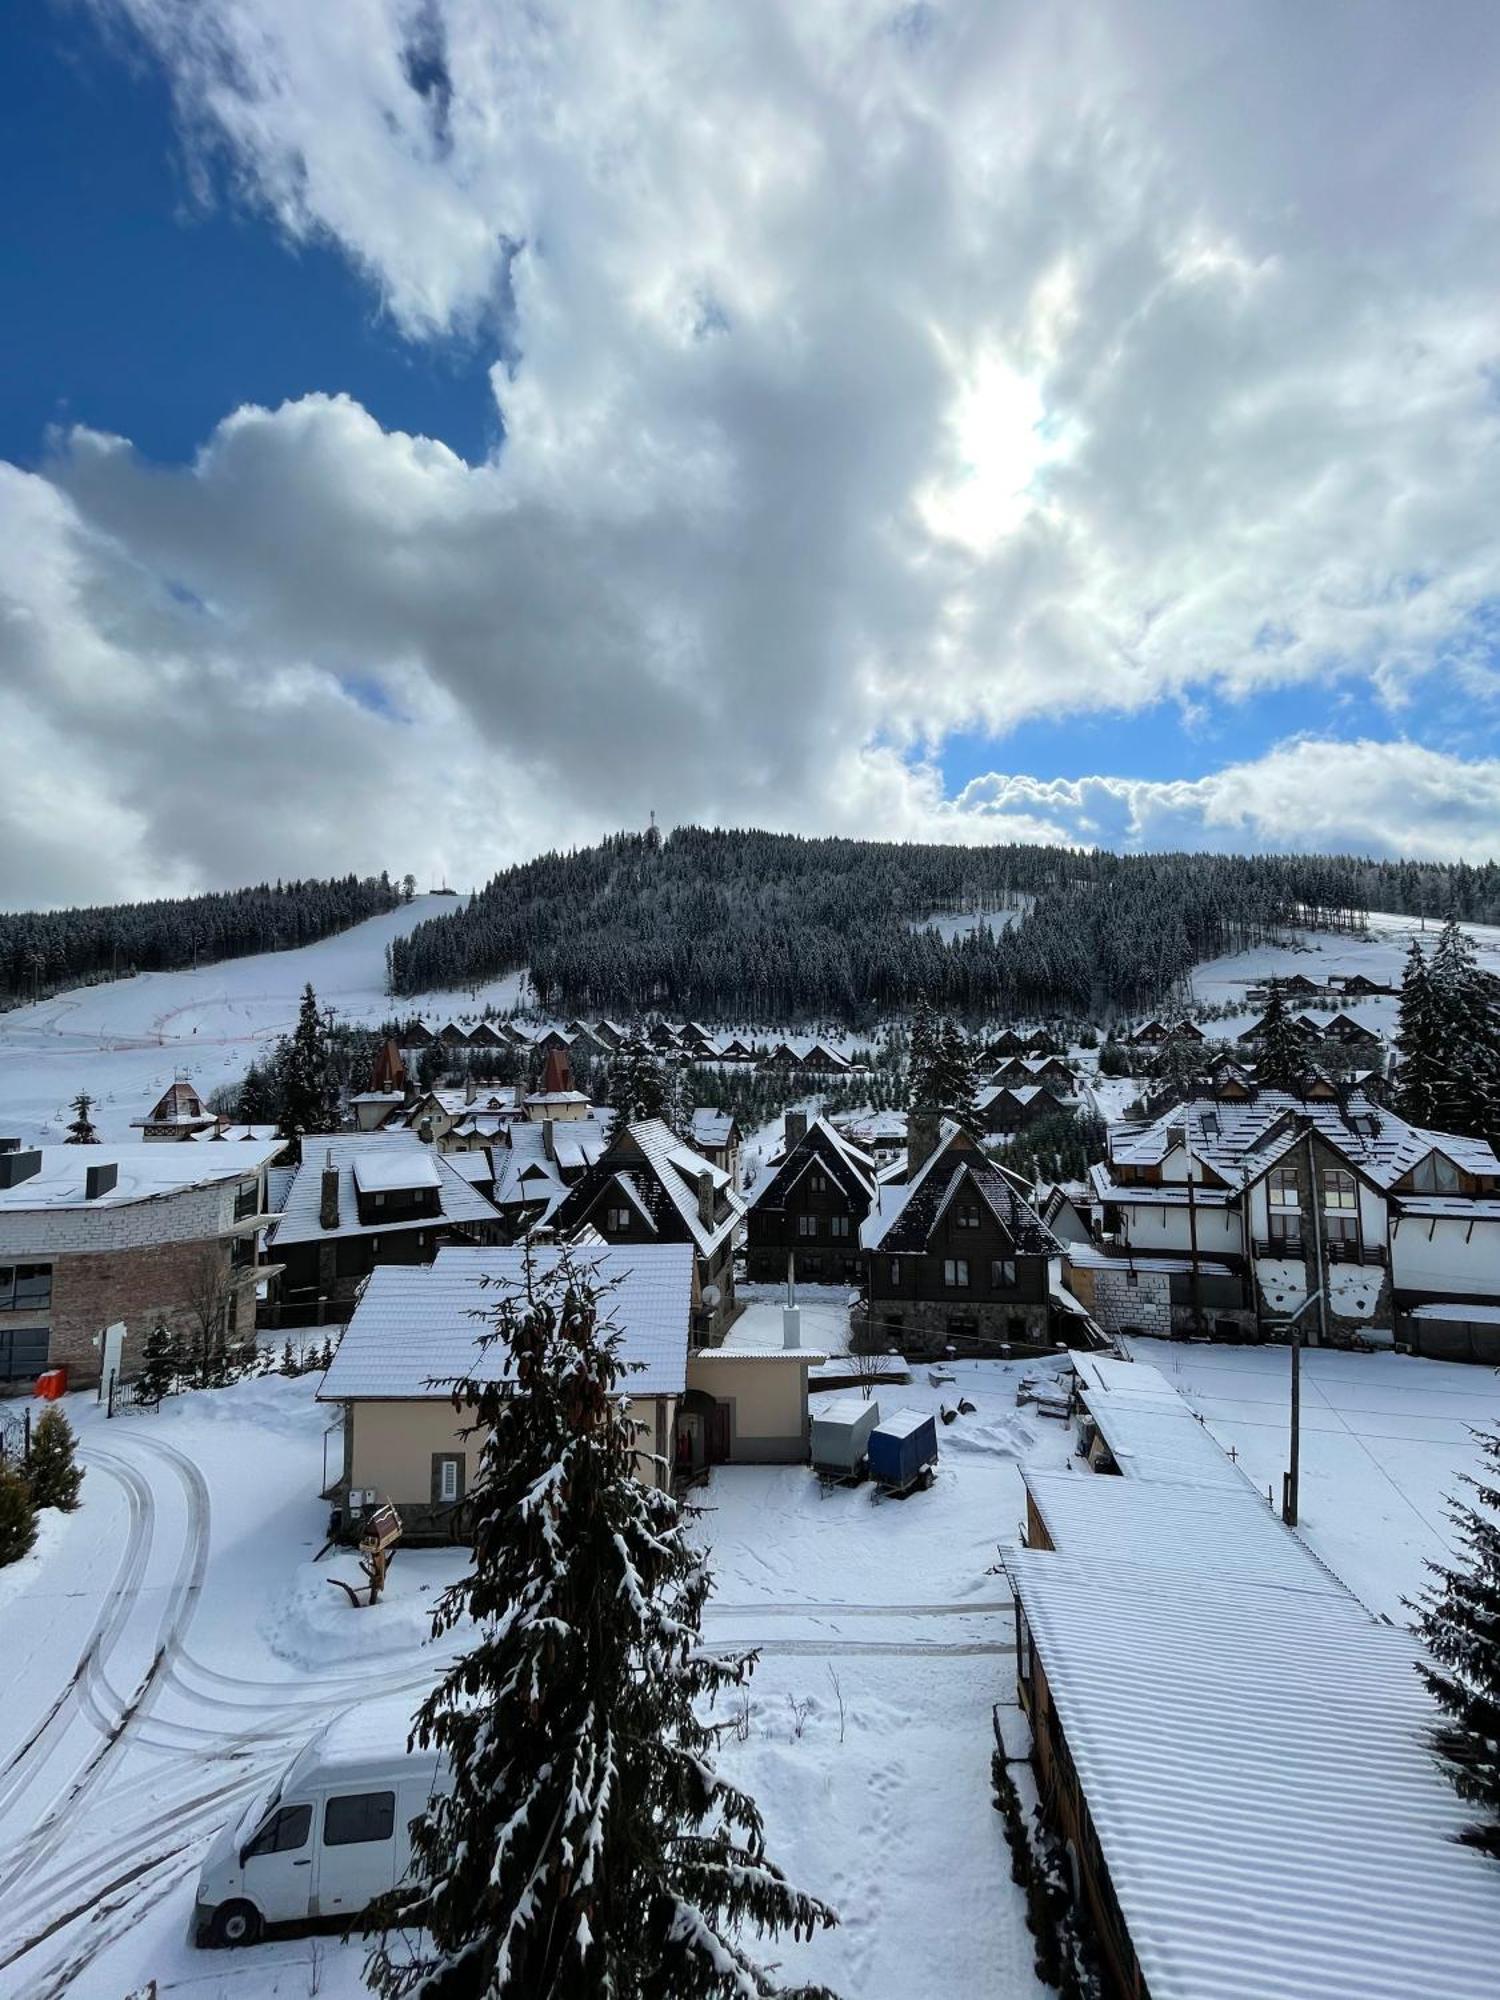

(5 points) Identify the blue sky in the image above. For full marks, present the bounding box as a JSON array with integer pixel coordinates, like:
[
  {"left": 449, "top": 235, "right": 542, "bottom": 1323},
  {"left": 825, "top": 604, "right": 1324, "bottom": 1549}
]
[
  {"left": 2, "top": 2, "right": 1498, "bottom": 907},
  {"left": 2, "top": 10, "right": 493, "bottom": 470}
]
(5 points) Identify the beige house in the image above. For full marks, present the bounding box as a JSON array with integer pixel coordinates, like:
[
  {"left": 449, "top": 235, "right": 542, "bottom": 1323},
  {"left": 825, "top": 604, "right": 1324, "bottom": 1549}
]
[{"left": 318, "top": 1242, "right": 821, "bottom": 1539}]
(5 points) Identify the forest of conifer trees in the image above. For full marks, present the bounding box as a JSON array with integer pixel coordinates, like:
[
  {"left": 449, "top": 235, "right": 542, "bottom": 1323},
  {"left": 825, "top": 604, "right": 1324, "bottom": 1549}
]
[{"left": 387, "top": 827, "right": 1491, "bottom": 1021}]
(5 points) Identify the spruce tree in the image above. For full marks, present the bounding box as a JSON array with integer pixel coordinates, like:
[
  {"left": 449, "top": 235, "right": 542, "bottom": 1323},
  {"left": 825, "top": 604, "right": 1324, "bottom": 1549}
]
[
  {"left": 907, "top": 995, "right": 938, "bottom": 1106},
  {"left": 608, "top": 1035, "right": 668, "bottom": 1136},
  {"left": 1255, "top": 990, "right": 1313, "bottom": 1092},
  {"left": 140, "top": 1322, "right": 177, "bottom": 1402},
  {"left": 27, "top": 1407, "right": 83, "bottom": 1512},
  {"left": 0, "top": 1461, "right": 37, "bottom": 1566},
  {"left": 1422, "top": 920, "right": 1500, "bottom": 1139},
  {"left": 65, "top": 1090, "right": 99, "bottom": 1144},
  {"left": 275, "top": 983, "right": 341, "bottom": 1139},
  {"left": 911, "top": 1018, "right": 979, "bottom": 1130},
  {"left": 1410, "top": 1427, "right": 1500, "bottom": 1857},
  {"left": 366, "top": 1254, "right": 838, "bottom": 1999}
]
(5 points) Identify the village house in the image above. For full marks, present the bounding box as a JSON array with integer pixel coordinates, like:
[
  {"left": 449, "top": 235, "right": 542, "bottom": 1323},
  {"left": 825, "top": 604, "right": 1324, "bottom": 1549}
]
[
  {"left": 0, "top": 1139, "right": 280, "bottom": 1388},
  {"left": 986, "top": 1053, "right": 1076, "bottom": 1092},
  {"left": 688, "top": 1106, "right": 741, "bottom": 1185},
  {"left": 744, "top": 1112, "right": 879, "bottom": 1284},
  {"left": 766, "top": 1038, "right": 854, "bottom": 1075},
  {"left": 861, "top": 1119, "right": 1067, "bottom": 1355},
  {"left": 318, "top": 1242, "right": 822, "bottom": 1536},
  {"left": 1068, "top": 1079, "right": 1500, "bottom": 1357},
  {"left": 1004, "top": 1357, "right": 1500, "bottom": 2000},
  {"left": 131, "top": 1078, "right": 223, "bottom": 1140},
  {"left": 264, "top": 1135, "right": 503, "bottom": 1326},
  {"left": 484, "top": 1114, "right": 611, "bottom": 1237},
  {"left": 973, "top": 1082, "right": 1068, "bottom": 1136},
  {"left": 1125, "top": 1018, "right": 1204, "bottom": 1049},
  {"left": 547, "top": 1117, "right": 744, "bottom": 1342},
  {"left": 522, "top": 1046, "right": 592, "bottom": 1122}
]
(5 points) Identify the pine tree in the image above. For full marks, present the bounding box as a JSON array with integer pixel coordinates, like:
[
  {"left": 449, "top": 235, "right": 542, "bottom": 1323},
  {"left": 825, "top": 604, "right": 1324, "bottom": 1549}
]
[
  {"left": 1421, "top": 921, "right": 1500, "bottom": 1139},
  {"left": 1410, "top": 1428, "right": 1500, "bottom": 1857},
  {"left": 140, "top": 1322, "right": 177, "bottom": 1402},
  {"left": 27, "top": 1406, "right": 83, "bottom": 1511},
  {"left": 275, "top": 983, "right": 341, "bottom": 1139},
  {"left": 907, "top": 995, "right": 938, "bottom": 1105},
  {"left": 0, "top": 1461, "right": 37, "bottom": 1566},
  {"left": 608, "top": 1036, "right": 668, "bottom": 1136},
  {"left": 281, "top": 1339, "right": 298, "bottom": 1377},
  {"left": 365, "top": 1254, "right": 838, "bottom": 1999},
  {"left": 65, "top": 1090, "right": 99, "bottom": 1144},
  {"left": 1255, "top": 990, "right": 1313, "bottom": 1092}
]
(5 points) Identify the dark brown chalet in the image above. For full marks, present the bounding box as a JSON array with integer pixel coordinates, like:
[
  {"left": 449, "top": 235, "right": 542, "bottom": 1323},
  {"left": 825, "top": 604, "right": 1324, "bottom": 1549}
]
[
  {"left": 744, "top": 1113, "right": 878, "bottom": 1284},
  {"left": 547, "top": 1117, "right": 745, "bottom": 1343},
  {"left": 864, "top": 1125, "right": 1064, "bottom": 1356}
]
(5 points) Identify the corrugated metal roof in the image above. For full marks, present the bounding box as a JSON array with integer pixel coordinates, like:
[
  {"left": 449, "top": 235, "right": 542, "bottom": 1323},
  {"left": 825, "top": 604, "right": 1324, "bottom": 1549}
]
[
  {"left": 319, "top": 1243, "right": 695, "bottom": 1400},
  {"left": 1007, "top": 1547, "right": 1500, "bottom": 2000},
  {"left": 1074, "top": 1358, "right": 1248, "bottom": 1490}
]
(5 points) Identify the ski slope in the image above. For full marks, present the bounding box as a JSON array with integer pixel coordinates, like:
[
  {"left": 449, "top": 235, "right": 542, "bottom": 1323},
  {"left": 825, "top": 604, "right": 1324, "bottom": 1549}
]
[{"left": 0, "top": 895, "right": 531, "bottom": 1146}]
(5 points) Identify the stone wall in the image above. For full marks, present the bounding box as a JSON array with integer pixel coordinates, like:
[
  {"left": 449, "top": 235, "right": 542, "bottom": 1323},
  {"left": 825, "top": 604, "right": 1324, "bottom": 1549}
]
[
  {"left": 1088, "top": 1267, "right": 1171, "bottom": 1337},
  {"left": 883, "top": 1297, "right": 1054, "bottom": 1357}
]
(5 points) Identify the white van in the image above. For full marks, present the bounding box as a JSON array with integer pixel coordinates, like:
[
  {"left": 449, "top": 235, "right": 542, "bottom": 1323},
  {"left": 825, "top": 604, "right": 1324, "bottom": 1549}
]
[{"left": 194, "top": 1692, "right": 450, "bottom": 1948}]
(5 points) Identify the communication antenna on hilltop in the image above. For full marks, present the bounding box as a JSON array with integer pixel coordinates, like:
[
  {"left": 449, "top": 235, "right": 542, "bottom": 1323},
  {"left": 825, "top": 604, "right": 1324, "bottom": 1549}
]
[{"left": 646, "top": 809, "right": 661, "bottom": 852}]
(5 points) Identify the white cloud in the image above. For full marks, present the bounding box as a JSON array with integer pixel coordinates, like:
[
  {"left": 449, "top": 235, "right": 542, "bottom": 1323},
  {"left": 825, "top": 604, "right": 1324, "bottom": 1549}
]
[{"left": 2, "top": 0, "right": 1498, "bottom": 904}]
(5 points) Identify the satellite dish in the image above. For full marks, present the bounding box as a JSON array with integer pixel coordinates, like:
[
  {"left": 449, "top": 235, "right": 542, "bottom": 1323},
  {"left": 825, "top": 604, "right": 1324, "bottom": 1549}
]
[{"left": 702, "top": 1283, "right": 721, "bottom": 1309}]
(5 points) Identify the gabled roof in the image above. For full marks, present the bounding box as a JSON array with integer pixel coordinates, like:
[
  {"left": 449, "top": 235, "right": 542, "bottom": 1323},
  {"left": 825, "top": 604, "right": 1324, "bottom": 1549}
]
[
  {"left": 268, "top": 1136, "right": 501, "bottom": 1245},
  {"left": 751, "top": 1116, "right": 878, "bottom": 1216},
  {"left": 318, "top": 1243, "right": 696, "bottom": 1401},
  {"left": 864, "top": 1127, "right": 1057, "bottom": 1256},
  {"left": 690, "top": 1107, "right": 737, "bottom": 1149},
  {"left": 553, "top": 1119, "right": 745, "bottom": 1258}
]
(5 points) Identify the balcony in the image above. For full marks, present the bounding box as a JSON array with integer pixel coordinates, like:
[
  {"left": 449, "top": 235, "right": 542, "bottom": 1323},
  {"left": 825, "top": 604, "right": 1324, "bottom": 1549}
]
[{"left": 1252, "top": 1238, "right": 1385, "bottom": 1267}]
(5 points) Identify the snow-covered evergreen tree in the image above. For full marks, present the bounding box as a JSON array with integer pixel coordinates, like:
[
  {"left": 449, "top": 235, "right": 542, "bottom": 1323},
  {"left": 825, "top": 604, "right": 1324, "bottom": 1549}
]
[
  {"left": 64, "top": 1090, "right": 99, "bottom": 1144},
  {"left": 608, "top": 1035, "right": 668, "bottom": 1136},
  {"left": 907, "top": 994, "right": 938, "bottom": 1103},
  {"left": 27, "top": 1406, "right": 82, "bottom": 1511},
  {"left": 1254, "top": 990, "right": 1313, "bottom": 1092},
  {"left": 0, "top": 1461, "right": 37, "bottom": 1567},
  {"left": 1411, "top": 1427, "right": 1500, "bottom": 1857},
  {"left": 366, "top": 1253, "right": 838, "bottom": 1999},
  {"left": 140, "top": 1322, "right": 177, "bottom": 1402},
  {"left": 275, "top": 983, "right": 341, "bottom": 1140},
  {"left": 910, "top": 1017, "right": 978, "bottom": 1129},
  {"left": 1422, "top": 920, "right": 1500, "bottom": 1138}
]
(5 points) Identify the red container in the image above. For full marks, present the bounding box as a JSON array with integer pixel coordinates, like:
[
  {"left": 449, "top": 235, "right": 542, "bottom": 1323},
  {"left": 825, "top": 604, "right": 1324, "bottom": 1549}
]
[{"left": 34, "top": 1367, "right": 67, "bottom": 1401}]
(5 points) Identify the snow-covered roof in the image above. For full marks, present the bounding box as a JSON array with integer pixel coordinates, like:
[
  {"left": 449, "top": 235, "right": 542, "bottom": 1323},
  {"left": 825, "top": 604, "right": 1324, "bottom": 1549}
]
[
  {"left": 864, "top": 1128, "right": 1057, "bottom": 1258},
  {"left": 872, "top": 1408, "right": 931, "bottom": 1440},
  {"left": 351, "top": 1150, "right": 441, "bottom": 1194},
  {"left": 1024, "top": 1469, "right": 1354, "bottom": 1601},
  {"left": 1408, "top": 1299, "right": 1500, "bottom": 1323},
  {"left": 1065, "top": 1244, "right": 1235, "bottom": 1276},
  {"left": 1106, "top": 1087, "right": 1500, "bottom": 1195},
  {"left": 1006, "top": 1546, "right": 1500, "bottom": 2000},
  {"left": 269, "top": 1136, "right": 499, "bottom": 1245},
  {"left": 690, "top": 1107, "right": 737, "bottom": 1149},
  {"left": 319, "top": 1243, "right": 695, "bottom": 1400},
  {"left": 0, "top": 1142, "right": 278, "bottom": 1212},
  {"left": 1072, "top": 1356, "right": 1248, "bottom": 1489},
  {"left": 558, "top": 1119, "right": 744, "bottom": 1258}
]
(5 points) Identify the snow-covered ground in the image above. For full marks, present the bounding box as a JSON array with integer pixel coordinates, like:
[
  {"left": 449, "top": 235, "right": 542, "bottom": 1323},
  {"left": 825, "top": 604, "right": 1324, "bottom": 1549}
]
[
  {"left": 0, "top": 894, "right": 539, "bottom": 1148},
  {"left": 0, "top": 1359, "right": 1070, "bottom": 1999},
  {"left": 1187, "top": 909, "right": 1500, "bottom": 1039},
  {"left": 1126, "top": 1336, "right": 1500, "bottom": 1619}
]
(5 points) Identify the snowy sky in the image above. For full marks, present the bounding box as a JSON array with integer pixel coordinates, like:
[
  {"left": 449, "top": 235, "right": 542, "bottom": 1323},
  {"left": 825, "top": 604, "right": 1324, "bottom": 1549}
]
[{"left": 3, "top": 1, "right": 1500, "bottom": 907}]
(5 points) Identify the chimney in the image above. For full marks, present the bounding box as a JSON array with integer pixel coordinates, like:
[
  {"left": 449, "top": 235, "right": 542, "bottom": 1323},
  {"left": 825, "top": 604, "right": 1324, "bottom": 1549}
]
[
  {"left": 85, "top": 1161, "right": 118, "bottom": 1201},
  {"left": 785, "top": 1110, "right": 808, "bottom": 1150},
  {"left": 696, "top": 1169, "right": 716, "bottom": 1228},
  {"left": 782, "top": 1303, "right": 801, "bottom": 1349},
  {"left": 320, "top": 1154, "right": 340, "bottom": 1232},
  {"left": 465, "top": 1072, "right": 477, "bottom": 1105},
  {"left": 542, "top": 1120, "right": 557, "bottom": 1162},
  {"left": 0, "top": 1148, "right": 41, "bottom": 1190},
  {"left": 907, "top": 1109, "right": 941, "bottom": 1180},
  {"left": 542, "top": 1046, "right": 573, "bottom": 1096}
]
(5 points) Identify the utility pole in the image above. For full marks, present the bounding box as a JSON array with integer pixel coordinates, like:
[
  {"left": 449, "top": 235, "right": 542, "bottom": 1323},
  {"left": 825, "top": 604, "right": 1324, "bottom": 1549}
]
[
  {"left": 1278, "top": 1284, "right": 1323, "bottom": 1525},
  {"left": 1181, "top": 1121, "right": 1204, "bottom": 1339}
]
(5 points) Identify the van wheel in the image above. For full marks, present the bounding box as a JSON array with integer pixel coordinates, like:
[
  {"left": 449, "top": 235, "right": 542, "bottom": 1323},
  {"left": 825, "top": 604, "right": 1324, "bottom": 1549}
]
[{"left": 209, "top": 1900, "right": 263, "bottom": 1948}]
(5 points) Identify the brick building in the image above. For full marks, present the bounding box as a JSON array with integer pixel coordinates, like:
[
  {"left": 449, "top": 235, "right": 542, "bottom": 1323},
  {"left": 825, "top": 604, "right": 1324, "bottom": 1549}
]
[{"left": 0, "top": 1139, "right": 281, "bottom": 1389}]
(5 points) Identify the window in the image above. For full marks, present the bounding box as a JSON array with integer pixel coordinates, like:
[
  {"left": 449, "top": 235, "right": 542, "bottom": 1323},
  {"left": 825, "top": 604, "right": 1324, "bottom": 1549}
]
[
  {"left": 955, "top": 1204, "right": 981, "bottom": 1230},
  {"left": 1268, "top": 1166, "right": 1300, "bottom": 1211},
  {"left": 809, "top": 1172, "right": 828, "bottom": 1193},
  {"left": 606, "top": 1206, "right": 632, "bottom": 1232},
  {"left": 243, "top": 1803, "right": 312, "bottom": 1859},
  {"left": 0, "top": 1265, "right": 51, "bottom": 1312},
  {"left": 991, "top": 1259, "right": 1017, "bottom": 1289},
  {"left": 888, "top": 1259, "right": 901, "bottom": 1288},
  {"left": 829, "top": 1214, "right": 851, "bottom": 1238},
  {"left": 434, "top": 1454, "right": 464, "bottom": 1505},
  {"left": 943, "top": 1258, "right": 970, "bottom": 1288},
  {"left": 0, "top": 1327, "right": 49, "bottom": 1382},
  {"left": 797, "top": 1214, "right": 818, "bottom": 1237},
  {"left": 1410, "top": 1152, "right": 1460, "bottom": 1194},
  {"left": 1322, "top": 1167, "right": 1359, "bottom": 1242},
  {"left": 324, "top": 1791, "right": 396, "bottom": 1847},
  {"left": 233, "top": 1182, "right": 260, "bottom": 1221}
]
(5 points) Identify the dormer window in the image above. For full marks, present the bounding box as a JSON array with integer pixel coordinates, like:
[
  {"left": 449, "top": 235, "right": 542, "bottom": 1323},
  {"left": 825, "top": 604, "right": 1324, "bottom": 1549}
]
[{"left": 1409, "top": 1153, "right": 1460, "bottom": 1194}]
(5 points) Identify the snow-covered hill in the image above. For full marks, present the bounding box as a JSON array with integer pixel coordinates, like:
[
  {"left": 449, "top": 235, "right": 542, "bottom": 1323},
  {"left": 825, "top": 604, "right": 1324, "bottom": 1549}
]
[{"left": 0, "top": 894, "right": 530, "bottom": 1145}]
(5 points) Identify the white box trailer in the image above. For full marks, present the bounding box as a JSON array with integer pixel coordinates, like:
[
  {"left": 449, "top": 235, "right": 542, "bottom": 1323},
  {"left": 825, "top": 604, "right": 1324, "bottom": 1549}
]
[
  {"left": 810, "top": 1396, "right": 880, "bottom": 1475},
  {"left": 195, "top": 1692, "right": 450, "bottom": 1948}
]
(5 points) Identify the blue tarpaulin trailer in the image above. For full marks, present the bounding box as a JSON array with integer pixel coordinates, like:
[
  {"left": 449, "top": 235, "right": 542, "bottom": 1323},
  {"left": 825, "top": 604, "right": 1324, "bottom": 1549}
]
[{"left": 867, "top": 1408, "right": 939, "bottom": 1497}]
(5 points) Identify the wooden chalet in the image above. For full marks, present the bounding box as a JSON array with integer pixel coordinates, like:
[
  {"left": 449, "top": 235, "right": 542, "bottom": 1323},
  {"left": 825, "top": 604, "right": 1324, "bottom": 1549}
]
[{"left": 744, "top": 1113, "right": 878, "bottom": 1283}]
